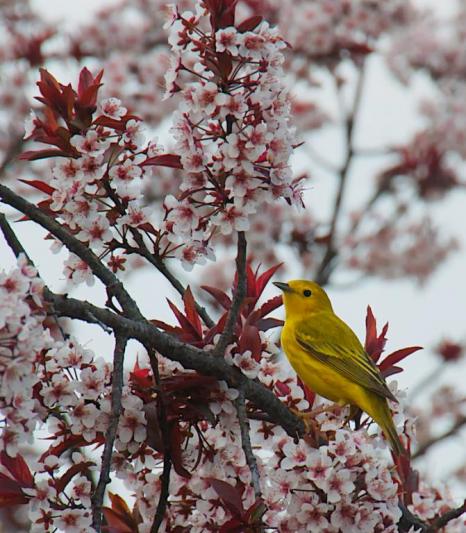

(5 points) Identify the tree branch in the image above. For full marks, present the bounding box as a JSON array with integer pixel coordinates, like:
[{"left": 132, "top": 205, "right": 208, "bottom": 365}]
[
  {"left": 148, "top": 350, "right": 172, "bottom": 533},
  {"left": 91, "top": 335, "right": 128, "bottom": 532},
  {"left": 412, "top": 416, "right": 466, "bottom": 460},
  {"left": 44, "top": 291, "right": 305, "bottom": 439},
  {"left": 213, "top": 231, "right": 247, "bottom": 356},
  {"left": 0, "top": 182, "right": 142, "bottom": 320},
  {"left": 430, "top": 500, "right": 466, "bottom": 531},
  {"left": 235, "top": 387, "right": 262, "bottom": 499},
  {"left": 0, "top": 212, "right": 32, "bottom": 262},
  {"left": 315, "top": 64, "right": 366, "bottom": 285},
  {"left": 128, "top": 239, "right": 214, "bottom": 328}
]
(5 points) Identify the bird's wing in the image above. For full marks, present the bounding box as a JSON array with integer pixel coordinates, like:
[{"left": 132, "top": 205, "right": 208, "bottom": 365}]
[{"left": 295, "top": 314, "right": 397, "bottom": 402}]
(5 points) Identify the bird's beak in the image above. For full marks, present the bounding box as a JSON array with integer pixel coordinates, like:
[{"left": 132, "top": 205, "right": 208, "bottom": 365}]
[{"left": 273, "top": 281, "right": 292, "bottom": 293}]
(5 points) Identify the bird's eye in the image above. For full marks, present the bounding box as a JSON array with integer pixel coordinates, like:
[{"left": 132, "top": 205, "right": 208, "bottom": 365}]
[{"left": 303, "top": 289, "right": 312, "bottom": 297}]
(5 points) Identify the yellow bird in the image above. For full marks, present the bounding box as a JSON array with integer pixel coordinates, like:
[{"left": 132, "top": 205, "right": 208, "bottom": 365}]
[{"left": 273, "top": 279, "right": 405, "bottom": 455}]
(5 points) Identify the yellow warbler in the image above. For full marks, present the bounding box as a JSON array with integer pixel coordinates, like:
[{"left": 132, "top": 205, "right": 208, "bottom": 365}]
[{"left": 273, "top": 279, "right": 405, "bottom": 455}]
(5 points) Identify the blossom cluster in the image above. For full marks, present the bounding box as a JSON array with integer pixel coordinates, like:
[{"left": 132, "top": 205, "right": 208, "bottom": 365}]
[
  {"left": 0, "top": 256, "right": 153, "bottom": 532},
  {"left": 162, "top": 3, "right": 303, "bottom": 269},
  {"left": 273, "top": 0, "right": 416, "bottom": 64},
  {"left": 344, "top": 213, "right": 458, "bottom": 284},
  {"left": 22, "top": 68, "right": 186, "bottom": 285}
]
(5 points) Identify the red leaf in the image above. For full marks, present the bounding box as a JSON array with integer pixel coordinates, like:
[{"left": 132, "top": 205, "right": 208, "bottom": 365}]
[
  {"left": 257, "top": 295, "right": 283, "bottom": 318},
  {"left": 364, "top": 306, "right": 388, "bottom": 362},
  {"left": 297, "top": 377, "right": 316, "bottom": 408},
  {"left": 39, "top": 434, "right": 98, "bottom": 461},
  {"left": 255, "top": 317, "right": 284, "bottom": 332},
  {"left": 237, "top": 15, "right": 263, "bottom": 32},
  {"left": 246, "top": 264, "right": 256, "bottom": 299},
  {"left": 167, "top": 299, "right": 203, "bottom": 341},
  {"left": 275, "top": 380, "right": 291, "bottom": 396},
  {"left": 256, "top": 263, "right": 283, "bottom": 299},
  {"left": 170, "top": 424, "right": 191, "bottom": 478},
  {"left": 204, "top": 312, "right": 228, "bottom": 345},
  {"left": 102, "top": 508, "right": 135, "bottom": 533},
  {"left": 238, "top": 324, "right": 262, "bottom": 360},
  {"left": 364, "top": 305, "right": 377, "bottom": 354},
  {"left": 0, "top": 493, "right": 28, "bottom": 507},
  {"left": 208, "top": 478, "right": 244, "bottom": 517},
  {"left": 19, "top": 149, "right": 71, "bottom": 161},
  {"left": 55, "top": 462, "right": 94, "bottom": 493},
  {"left": 0, "top": 452, "right": 34, "bottom": 489},
  {"left": 379, "top": 346, "right": 423, "bottom": 371},
  {"left": 141, "top": 154, "right": 183, "bottom": 169},
  {"left": 77, "top": 68, "right": 103, "bottom": 108},
  {"left": 150, "top": 318, "right": 182, "bottom": 336},
  {"left": 0, "top": 472, "right": 24, "bottom": 494},
  {"left": 18, "top": 179, "right": 55, "bottom": 195},
  {"left": 129, "top": 358, "right": 153, "bottom": 389},
  {"left": 381, "top": 365, "right": 403, "bottom": 379},
  {"left": 183, "top": 287, "right": 203, "bottom": 338},
  {"left": 93, "top": 116, "right": 126, "bottom": 130},
  {"left": 102, "top": 494, "right": 137, "bottom": 533},
  {"left": 201, "top": 285, "right": 232, "bottom": 310}
]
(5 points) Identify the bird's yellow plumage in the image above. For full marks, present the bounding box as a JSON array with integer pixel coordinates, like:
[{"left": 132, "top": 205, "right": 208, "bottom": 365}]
[{"left": 274, "top": 279, "right": 405, "bottom": 455}]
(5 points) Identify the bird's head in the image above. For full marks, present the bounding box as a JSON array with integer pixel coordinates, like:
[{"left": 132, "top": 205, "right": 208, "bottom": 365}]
[{"left": 273, "top": 279, "right": 333, "bottom": 317}]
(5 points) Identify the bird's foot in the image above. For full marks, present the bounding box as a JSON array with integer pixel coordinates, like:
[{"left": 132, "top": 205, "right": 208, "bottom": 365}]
[{"left": 291, "top": 404, "right": 341, "bottom": 445}]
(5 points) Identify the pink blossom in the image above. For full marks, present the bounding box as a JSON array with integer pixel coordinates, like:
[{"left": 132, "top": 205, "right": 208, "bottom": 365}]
[
  {"left": 99, "top": 97, "right": 127, "bottom": 118},
  {"left": 71, "top": 130, "right": 109, "bottom": 155},
  {"left": 215, "top": 27, "right": 239, "bottom": 55},
  {"left": 63, "top": 254, "right": 95, "bottom": 287},
  {"left": 212, "top": 205, "right": 250, "bottom": 235},
  {"left": 54, "top": 508, "right": 92, "bottom": 533},
  {"left": 41, "top": 374, "right": 76, "bottom": 408}
]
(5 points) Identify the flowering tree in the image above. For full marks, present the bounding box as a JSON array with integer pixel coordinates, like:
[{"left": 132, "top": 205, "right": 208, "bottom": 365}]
[{"left": 0, "top": 0, "right": 465, "bottom": 532}]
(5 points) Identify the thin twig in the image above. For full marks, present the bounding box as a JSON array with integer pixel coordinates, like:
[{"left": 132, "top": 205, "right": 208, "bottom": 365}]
[
  {"left": 235, "top": 387, "right": 262, "bottom": 499},
  {"left": 128, "top": 239, "right": 214, "bottom": 328},
  {"left": 148, "top": 350, "right": 172, "bottom": 533},
  {"left": 412, "top": 416, "right": 466, "bottom": 460},
  {"left": 213, "top": 231, "right": 247, "bottom": 356},
  {"left": 91, "top": 335, "right": 128, "bottom": 531},
  {"left": 0, "top": 182, "right": 142, "bottom": 319},
  {"left": 315, "top": 64, "right": 366, "bottom": 285},
  {"left": 101, "top": 179, "right": 214, "bottom": 328}
]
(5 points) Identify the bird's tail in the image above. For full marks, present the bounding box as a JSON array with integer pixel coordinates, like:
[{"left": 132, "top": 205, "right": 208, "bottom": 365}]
[{"left": 369, "top": 396, "right": 406, "bottom": 456}]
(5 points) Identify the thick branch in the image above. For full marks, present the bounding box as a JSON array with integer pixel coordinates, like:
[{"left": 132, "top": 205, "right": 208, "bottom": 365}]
[
  {"left": 213, "top": 231, "right": 247, "bottom": 356},
  {"left": 235, "top": 387, "right": 262, "bottom": 499},
  {"left": 91, "top": 335, "right": 127, "bottom": 532},
  {"left": 0, "top": 182, "right": 142, "bottom": 319},
  {"left": 44, "top": 291, "right": 305, "bottom": 438},
  {"left": 412, "top": 416, "right": 466, "bottom": 460}
]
